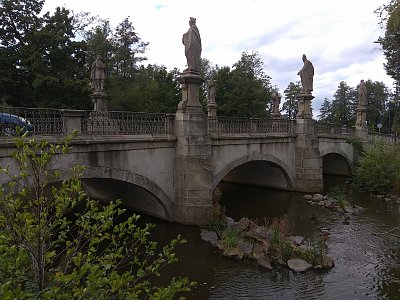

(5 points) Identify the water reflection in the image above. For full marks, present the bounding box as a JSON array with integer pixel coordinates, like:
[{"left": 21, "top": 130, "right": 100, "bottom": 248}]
[{"left": 131, "top": 178, "right": 399, "bottom": 299}]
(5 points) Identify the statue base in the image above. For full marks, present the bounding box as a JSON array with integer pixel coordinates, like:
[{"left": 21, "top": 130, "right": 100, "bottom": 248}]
[
  {"left": 296, "top": 92, "right": 314, "bottom": 119},
  {"left": 91, "top": 91, "right": 110, "bottom": 111},
  {"left": 178, "top": 71, "right": 204, "bottom": 113}
]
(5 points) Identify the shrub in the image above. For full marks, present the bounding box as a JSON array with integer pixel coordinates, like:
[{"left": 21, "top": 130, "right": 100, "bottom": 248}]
[
  {"left": 0, "top": 132, "right": 194, "bottom": 299},
  {"left": 353, "top": 140, "right": 400, "bottom": 193}
]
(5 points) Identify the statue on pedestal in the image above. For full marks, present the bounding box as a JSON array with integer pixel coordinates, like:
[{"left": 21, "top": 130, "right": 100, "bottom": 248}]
[
  {"left": 298, "top": 54, "right": 314, "bottom": 93},
  {"left": 272, "top": 93, "right": 281, "bottom": 117},
  {"left": 358, "top": 79, "right": 367, "bottom": 107},
  {"left": 182, "top": 17, "right": 202, "bottom": 73},
  {"left": 207, "top": 79, "right": 216, "bottom": 104},
  {"left": 90, "top": 55, "right": 107, "bottom": 92}
]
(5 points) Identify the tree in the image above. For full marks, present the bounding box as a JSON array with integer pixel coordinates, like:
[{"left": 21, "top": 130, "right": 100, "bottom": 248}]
[
  {"left": 0, "top": 132, "right": 194, "bottom": 299},
  {"left": 375, "top": 1, "right": 400, "bottom": 83},
  {"left": 108, "top": 64, "right": 180, "bottom": 112},
  {"left": 214, "top": 51, "right": 273, "bottom": 117},
  {"left": 0, "top": 1, "right": 91, "bottom": 108},
  {"left": 318, "top": 98, "right": 334, "bottom": 122},
  {"left": 363, "top": 80, "right": 390, "bottom": 132},
  {"left": 330, "top": 81, "right": 357, "bottom": 126},
  {"left": 282, "top": 82, "right": 301, "bottom": 120}
]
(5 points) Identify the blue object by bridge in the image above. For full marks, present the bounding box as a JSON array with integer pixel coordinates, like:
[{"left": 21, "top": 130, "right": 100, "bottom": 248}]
[{"left": 0, "top": 112, "right": 33, "bottom": 136}]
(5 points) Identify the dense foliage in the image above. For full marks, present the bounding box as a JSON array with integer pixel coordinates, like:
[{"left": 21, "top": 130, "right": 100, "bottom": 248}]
[
  {"left": 0, "top": 132, "right": 193, "bottom": 299},
  {"left": 318, "top": 80, "right": 391, "bottom": 133},
  {"left": 212, "top": 51, "right": 274, "bottom": 118},
  {"left": 282, "top": 82, "right": 301, "bottom": 120},
  {"left": 353, "top": 140, "right": 400, "bottom": 193}
]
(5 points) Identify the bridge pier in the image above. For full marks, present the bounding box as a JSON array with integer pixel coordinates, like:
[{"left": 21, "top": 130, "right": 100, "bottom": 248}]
[
  {"left": 294, "top": 115, "right": 323, "bottom": 193},
  {"left": 173, "top": 71, "right": 214, "bottom": 225}
]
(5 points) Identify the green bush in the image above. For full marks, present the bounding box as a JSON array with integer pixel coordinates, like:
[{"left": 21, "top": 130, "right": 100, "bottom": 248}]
[
  {"left": 0, "top": 132, "right": 194, "bottom": 299},
  {"left": 221, "top": 226, "right": 241, "bottom": 248},
  {"left": 353, "top": 140, "right": 400, "bottom": 193}
]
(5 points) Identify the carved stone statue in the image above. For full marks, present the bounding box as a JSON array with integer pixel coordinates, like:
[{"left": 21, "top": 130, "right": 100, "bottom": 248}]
[
  {"left": 298, "top": 54, "right": 314, "bottom": 93},
  {"left": 182, "top": 17, "right": 202, "bottom": 72},
  {"left": 272, "top": 93, "right": 281, "bottom": 117},
  {"left": 207, "top": 79, "right": 216, "bottom": 104},
  {"left": 90, "top": 55, "right": 107, "bottom": 91},
  {"left": 358, "top": 79, "right": 367, "bottom": 106}
]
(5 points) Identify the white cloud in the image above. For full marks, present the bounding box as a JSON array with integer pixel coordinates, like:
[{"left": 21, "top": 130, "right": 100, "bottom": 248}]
[{"left": 43, "top": 0, "right": 393, "bottom": 113}]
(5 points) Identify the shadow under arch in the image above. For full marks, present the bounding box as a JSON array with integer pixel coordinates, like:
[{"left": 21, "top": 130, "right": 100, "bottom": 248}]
[
  {"left": 78, "top": 167, "right": 174, "bottom": 221},
  {"left": 320, "top": 150, "right": 352, "bottom": 176},
  {"left": 213, "top": 153, "right": 294, "bottom": 191}
]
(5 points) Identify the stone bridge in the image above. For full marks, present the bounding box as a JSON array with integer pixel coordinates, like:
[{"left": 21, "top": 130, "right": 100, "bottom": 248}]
[{"left": 0, "top": 107, "right": 357, "bottom": 225}]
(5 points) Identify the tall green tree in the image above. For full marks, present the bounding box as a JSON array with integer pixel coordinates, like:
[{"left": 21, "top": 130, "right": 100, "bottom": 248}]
[
  {"left": 214, "top": 51, "right": 273, "bottom": 117},
  {"left": 282, "top": 82, "right": 301, "bottom": 119},
  {"left": 0, "top": 133, "right": 194, "bottom": 299},
  {"left": 330, "top": 81, "right": 357, "bottom": 126},
  {"left": 0, "top": 1, "right": 91, "bottom": 108},
  {"left": 318, "top": 98, "right": 334, "bottom": 122},
  {"left": 376, "top": 0, "right": 400, "bottom": 84},
  {"left": 109, "top": 64, "right": 180, "bottom": 112},
  {"left": 362, "top": 80, "right": 390, "bottom": 131}
]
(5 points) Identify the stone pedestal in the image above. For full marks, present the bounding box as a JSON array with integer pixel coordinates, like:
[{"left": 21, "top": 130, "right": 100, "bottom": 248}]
[
  {"left": 207, "top": 102, "right": 217, "bottom": 117},
  {"left": 294, "top": 118, "right": 323, "bottom": 192},
  {"left": 173, "top": 111, "right": 214, "bottom": 225},
  {"left": 91, "top": 91, "right": 109, "bottom": 111},
  {"left": 177, "top": 71, "right": 204, "bottom": 113},
  {"left": 296, "top": 92, "right": 314, "bottom": 119},
  {"left": 355, "top": 106, "right": 368, "bottom": 138}
]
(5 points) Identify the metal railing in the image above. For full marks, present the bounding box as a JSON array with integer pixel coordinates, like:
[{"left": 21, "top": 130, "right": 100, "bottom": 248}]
[
  {"left": 208, "top": 116, "right": 294, "bottom": 134},
  {"left": 0, "top": 107, "right": 174, "bottom": 137},
  {"left": 0, "top": 106, "right": 63, "bottom": 136},
  {"left": 315, "top": 122, "right": 354, "bottom": 136},
  {"left": 81, "top": 111, "right": 174, "bottom": 135}
]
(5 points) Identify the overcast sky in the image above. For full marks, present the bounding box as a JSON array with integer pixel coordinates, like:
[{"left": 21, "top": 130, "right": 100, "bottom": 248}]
[{"left": 44, "top": 0, "right": 393, "bottom": 114}]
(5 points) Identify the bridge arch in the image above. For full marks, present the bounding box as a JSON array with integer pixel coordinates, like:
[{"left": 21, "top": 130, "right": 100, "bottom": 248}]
[
  {"left": 319, "top": 148, "right": 352, "bottom": 176},
  {"left": 80, "top": 167, "right": 174, "bottom": 221},
  {"left": 212, "top": 153, "right": 294, "bottom": 191}
]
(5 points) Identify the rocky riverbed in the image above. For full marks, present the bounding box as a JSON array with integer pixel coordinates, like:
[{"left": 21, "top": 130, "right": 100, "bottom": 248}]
[{"left": 200, "top": 216, "right": 335, "bottom": 273}]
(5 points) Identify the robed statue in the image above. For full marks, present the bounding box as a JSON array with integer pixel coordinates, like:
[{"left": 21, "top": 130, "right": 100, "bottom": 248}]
[
  {"left": 298, "top": 54, "right": 314, "bottom": 93},
  {"left": 182, "top": 17, "right": 202, "bottom": 72}
]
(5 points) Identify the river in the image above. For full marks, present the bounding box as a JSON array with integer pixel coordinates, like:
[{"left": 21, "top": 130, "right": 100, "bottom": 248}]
[{"left": 133, "top": 176, "right": 400, "bottom": 299}]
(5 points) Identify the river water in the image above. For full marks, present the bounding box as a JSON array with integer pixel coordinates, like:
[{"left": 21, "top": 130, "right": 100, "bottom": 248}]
[{"left": 134, "top": 177, "right": 400, "bottom": 299}]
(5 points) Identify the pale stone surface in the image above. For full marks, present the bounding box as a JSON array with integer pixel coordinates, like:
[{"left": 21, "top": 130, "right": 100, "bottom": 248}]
[
  {"left": 297, "top": 54, "right": 314, "bottom": 93},
  {"left": 287, "top": 258, "right": 312, "bottom": 272},
  {"left": 358, "top": 79, "right": 367, "bottom": 107},
  {"left": 321, "top": 255, "right": 335, "bottom": 269},
  {"left": 288, "top": 236, "right": 304, "bottom": 245},
  {"left": 232, "top": 218, "right": 250, "bottom": 232},
  {"left": 255, "top": 254, "right": 273, "bottom": 270},
  {"left": 182, "top": 17, "right": 201, "bottom": 72},
  {"left": 312, "top": 193, "right": 324, "bottom": 202},
  {"left": 90, "top": 55, "right": 107, "bottom": 92},
  {"left": 200, "top": 229, "right": 219, "bottom": 246},
  {"left": 272, "top": 93, "right": 281, "bottom": 118},
  {"left": 252, "top": 243, "right": 264, "bottom": 257}
]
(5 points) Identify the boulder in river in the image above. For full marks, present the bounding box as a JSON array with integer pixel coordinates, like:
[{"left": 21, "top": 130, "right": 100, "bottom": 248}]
[{"left": 287, "top": 258, "right": 312, "bottom": 272}]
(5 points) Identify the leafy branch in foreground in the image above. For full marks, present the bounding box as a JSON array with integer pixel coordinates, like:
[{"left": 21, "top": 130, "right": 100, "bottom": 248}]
[{"left": 0, "top": 132, "right": 194, "bottom": 299}]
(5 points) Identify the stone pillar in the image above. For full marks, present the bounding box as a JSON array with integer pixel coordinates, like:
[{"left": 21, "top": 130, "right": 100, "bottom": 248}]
[
  {"left": 207, "top": 102, "right": 217, "bottom": 117},
  {"left": 91, "top": 91, "right": 109, "bottom": 112},
  {"left": 177, "top": 71, "right": 204, "bottom": 113},
  {"left": 294, "top": 92, "right": 323, "bottom": 192},
  {"left": 62, "top": 109, "right": 84, "bottom": 134},
  {"left": 296, "top": 92, "right": 314, "bottom": 119},
  {"left": 355, "top": 107, "right": 368, "bottom": 138},
  {"left": 173, "top": 71, "right": 214, "bottom": 225}
]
